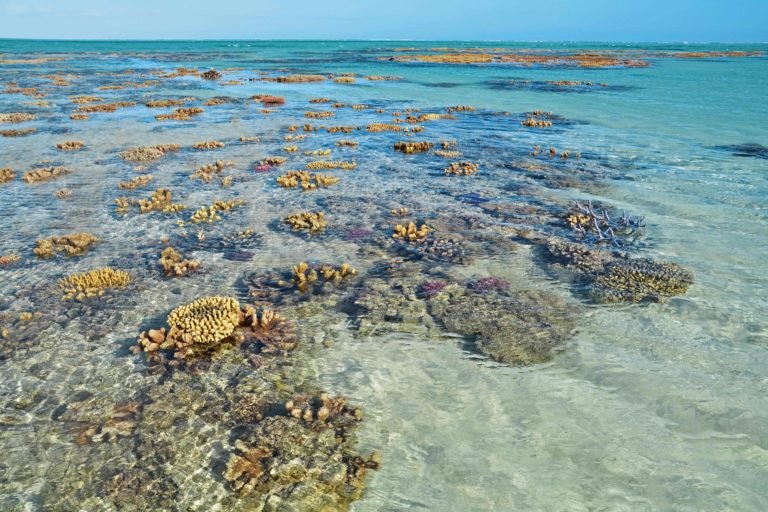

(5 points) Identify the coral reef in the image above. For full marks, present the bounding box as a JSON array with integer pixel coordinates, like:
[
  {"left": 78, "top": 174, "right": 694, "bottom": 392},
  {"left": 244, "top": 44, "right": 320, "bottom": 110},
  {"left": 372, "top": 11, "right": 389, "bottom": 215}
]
[
  {"left": 428, "top": 287, "right": 576, "bottom": 365},
  {"left": 118, "top": 175, "right": 154, "bottom": 189},
  {"left": 69, "top": 113, "right": 89, "bottom": 121},
  {"left": 56, "top": 141, "right": 84, "bottom": 151},
  {"left": 120, "top": 144, "right": 180, "bottom": 162},
  {"left": 34, "top": 233, "right": 100, "bottom": 258},
  {"left": 0, "top": 112, "right": 36, "bottom": 123},
  {"left": 58, "top": 267, "right": 131, "bottom": 300},
  {"left": 159, "top": 247, "right": 200, "bottom": 277},
  {"left": 591, "top": 258, "right": 694, "bottom": 304},
  {"left": 444, "top": 161, "right": 478, "bottom": 175},
  {"left": 257, "top": 95, "right": 285, "bottom": 105},
  {"left": 22, "top": 166, "right": 70, "bottom": 183},
  {"left": 285, "top": 211, "right": 327, "bottom": 232},
  {"left": 394, "top": 141, "right": 433, "bottom": 154},
  {"left": 0, "top": 167, "right": 15, "bottom": 184},
  {"left": 192, "top": 140, "right": 225, "bottom": 150}
]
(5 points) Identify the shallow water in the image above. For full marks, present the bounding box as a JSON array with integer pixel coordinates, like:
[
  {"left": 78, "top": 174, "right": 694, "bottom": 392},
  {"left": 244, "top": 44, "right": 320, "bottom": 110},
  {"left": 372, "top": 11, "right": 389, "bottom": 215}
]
[{"left": 1, "top": 40, "right": 767, "bottom": 511}]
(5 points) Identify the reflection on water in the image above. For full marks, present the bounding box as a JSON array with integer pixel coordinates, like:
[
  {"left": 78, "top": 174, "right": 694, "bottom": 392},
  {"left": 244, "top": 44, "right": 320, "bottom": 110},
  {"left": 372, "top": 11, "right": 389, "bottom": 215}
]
[{"left": 0, "top": 41, "right": 767, "bottom": 511}]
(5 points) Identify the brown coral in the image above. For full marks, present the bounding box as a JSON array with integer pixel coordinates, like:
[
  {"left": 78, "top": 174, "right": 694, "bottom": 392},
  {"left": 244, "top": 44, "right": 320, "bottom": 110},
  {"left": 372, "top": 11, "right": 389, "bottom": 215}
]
[
  {"left": 34, "top": 233, "right": 100, "bottom": 258},
  {"left": 118, "top": 175, "right": 154, "bottom": 189},
  {"left": 394, "top": 141, "right": 433, "bottom": 154},
  {"left": 285, "top": 211, "right": 327, "bottom": 232},
  {"left": 56, "top": 141, "right": 84, "bottom": 151},
  {"left": 0, "top": 113, "right": 36, "bottom": 123},
  {"left": 192, "top": 140, "right": 225, "bottom": 150},
  {"left": 444, "top": 161, "right": 478, "bottom": 176},
  {"left": 159, "top": 247, "right": 200, "bottom": 277},
  {"left": 0, "top": 168, "right": 15, "bottom": 184},
  {"left": 22, "top": 166, "right": 70, "bottom": 183}
]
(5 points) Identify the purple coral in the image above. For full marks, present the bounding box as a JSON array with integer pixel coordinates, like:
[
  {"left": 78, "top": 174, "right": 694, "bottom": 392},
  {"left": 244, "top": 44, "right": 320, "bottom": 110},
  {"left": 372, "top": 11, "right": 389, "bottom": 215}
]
[
  {"left": 470, "top": 276, "right": 510, "bottom": 293},
  {"left": 418, "top": 280, "right": 447, "bottom": 298},
  {"left": 344, "top": 227, "right": 373, "bottom": 241}
]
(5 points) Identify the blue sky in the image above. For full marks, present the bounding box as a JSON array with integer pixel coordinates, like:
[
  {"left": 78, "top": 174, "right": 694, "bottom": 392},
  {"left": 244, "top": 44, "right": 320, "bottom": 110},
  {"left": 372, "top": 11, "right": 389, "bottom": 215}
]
[{"left": 0, "top": 0, "right": 765, "bottom": 42}]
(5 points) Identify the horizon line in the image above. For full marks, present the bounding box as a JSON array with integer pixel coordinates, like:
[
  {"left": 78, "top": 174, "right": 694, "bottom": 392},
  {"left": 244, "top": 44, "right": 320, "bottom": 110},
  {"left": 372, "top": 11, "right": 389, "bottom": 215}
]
[{"left": 1, "top": 38, "right": 767, "bottom": 45}]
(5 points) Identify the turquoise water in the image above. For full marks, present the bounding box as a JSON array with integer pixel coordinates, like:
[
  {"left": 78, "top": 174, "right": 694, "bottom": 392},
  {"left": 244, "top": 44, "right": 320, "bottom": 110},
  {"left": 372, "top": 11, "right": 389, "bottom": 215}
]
[{"left": 1, "top": 40, "right": 767, "bottom": 511}]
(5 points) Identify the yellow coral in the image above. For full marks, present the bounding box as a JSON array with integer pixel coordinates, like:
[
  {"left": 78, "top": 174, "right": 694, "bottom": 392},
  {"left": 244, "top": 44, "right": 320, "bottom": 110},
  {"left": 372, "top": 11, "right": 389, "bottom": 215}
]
[
  {"left": 167, "top": 296, "right": 241, "bottom": 344},
  {"left": 286, "top": 212, "right": 327, "bottom": 232},
  {"left": 58, "top": 267, "right": 131, "bottom": 300},
  {"left": 392, "top": 222, "right": 430, "bottom": 242},
  {"left": 34, "top": 233, "right": 100, "bottom": 258}
]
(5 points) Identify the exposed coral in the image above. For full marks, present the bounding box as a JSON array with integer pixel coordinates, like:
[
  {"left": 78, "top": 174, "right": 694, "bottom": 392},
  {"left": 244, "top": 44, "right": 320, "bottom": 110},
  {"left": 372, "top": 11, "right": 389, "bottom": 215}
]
[
  {"left": 0, "top": 167, "right": 15, "bottom": 184},
  {"left": 155, "top": 107, "right": 203, "bottom": 121},
  {"left": 200, "top": 69, "right": 222, "bottom": 80},
  {"left": 159, "top": 247, "right": 200, "bottom": 277},
  {"left": 591, "top": 258, "right": 694, "bottom": 304},
  {"left": 394, "top": 141, "right": 433, "bottom": 154},
  {"left": 1, "top": 127, "right": 37, "bottom": 136},
  {"left": 0, "top": 253, "right": 21, "bottom": 266},
  {"left": 260, "top": 156, "right": 288, "bottom": 166},
  {"left": 309, "top": 97, "right": 332, "bottom": 103},
  {"left": 70, "top": 96, "right": 103, "bottom": 104},
  {"left": 289, "top": 261, "right": 357, "bottom": 293},
  {"left": 366, "top": 123, "right": 403, "bottom": 132},
  {"left": 305, "top": 111, "right": 335, "bottom": 119},
  {"left": 336, "top": 140, "right": 359, "bottom": 147},
  {"left": 265, "top": 74, "right": 326, "bottom": 83},
  {"left": 74, "top": 101, "right": 135, "bottom": 113},
  {"left": 34, "top": 233, "right": 100, "bottom": 258},
  {"left": 204, "top": 96, "right": 234, "bottom": 106},
  {"left": 192, "top": 140, "right": 225, "bottom": 150},
  {"left": 444, "top": 161, "right": 478, "bottom": 175},
  {"left": 0, "top": 112, "right": 36, "bottom": 123},
  {"left": 189, "top": 199, "right": 244, "bottom": 224},
  {"left": 276, "top": 171, "right": 340, "bottom": 191},
  {"left": 120, "top": 144, "right": 180, "bottom": 162},
  {"left": 257, "top": 95, "right": 285, "bottom": 105},
  {"left": 22, "top": 166, "right": 70, "bottom": 183},
  {"left": 118, "top": 174, "right": 154, "bottom": 189},
  {"left": 56, "top": 141, "right": 84, "bottom": 151},
  {"left": 365, "top": 75, "right": 401, "bottom": 80},
  {"left": 334, "top": 77, "right": 356, "bottom": 84},
  {"left": 191, "top": 160, "right": 234, "bottom": 182},
  {"left": 285, "top": 211, "right": 327, "bottom": 232},
  {"left": 69, "top": 113, "right": 89, "bottom": 121},
  {"left": 521, "top": 117, "right": 552, "bottom": 128},
  {"left": 144, "top": 97, "right": 195, "bottom": 108},
  {"left": 305, "top": 160, "right": 356, "bottom": 170},
  {"left": 392, "top": 222, "right": 430, "bottom": 242},
  {"left": 58, "top": 267, "right": 131, "bottom": 300},
  {"left": 118, "top": 188, "right": 185, "bottom": 214}
]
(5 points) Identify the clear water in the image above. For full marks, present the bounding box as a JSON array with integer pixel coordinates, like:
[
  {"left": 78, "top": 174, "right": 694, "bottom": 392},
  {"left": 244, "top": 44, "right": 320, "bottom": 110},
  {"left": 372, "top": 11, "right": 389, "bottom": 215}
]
[{"left": 1, "top": 40, "right": 767, "bottom": 511}]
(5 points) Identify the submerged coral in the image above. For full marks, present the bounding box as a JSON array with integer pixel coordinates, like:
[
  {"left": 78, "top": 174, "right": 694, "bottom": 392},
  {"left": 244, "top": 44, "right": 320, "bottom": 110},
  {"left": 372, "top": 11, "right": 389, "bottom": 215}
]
[
  {"left": 120, "top": 144, "right": 180, "bottom": 162},
  {"left": 0, "top": 112, "right": 36, "bottom": 123},
  {"left": 392, "top": 222, "right": 430, "bottom": 242},
  {"left": 394, "top": 141, "right": 434, "bottom": 154},
  {"left": 118, "top": 188, "right": 186, "bottom": 214},
  {"left": 191, "top": 160, "right": 234, "bottom": 182},
  {"left": 56, "top": 141, "right": 85, "bottom": 151},
  {"left": 305, "top": 160, "right": 356, "bottom": 170},
  {"left": 159, "top": 247, "right": 200, "bottom": 277},
  {"left": 22, "top": 166, "right": 70, "bottom": 183},
  {"left": 592, "top": 258, "right": 694, "bottom": 303},
  {"left": 34, "top": 233, "right": 100, "bottom": 258},
  {"left": 276, "top": 171, "right": 340, "bottom": 190},
  {"left": 58, "top": 267, "right": 131, "bottom": 300},
  {"left": 444, "top": 161, "right": 478, "bottom": 176},
  {"left": 192, "top": 140, "right": 225, "bottom": 150},
  {"left": 0, "top": 167, "right": 15, "bottom": 184},
  {"left": 285, "top": 212, "right": 327, "bottom": 232},
  {"left": 189, "top": 199, "right": 244, "bottom": 224}
]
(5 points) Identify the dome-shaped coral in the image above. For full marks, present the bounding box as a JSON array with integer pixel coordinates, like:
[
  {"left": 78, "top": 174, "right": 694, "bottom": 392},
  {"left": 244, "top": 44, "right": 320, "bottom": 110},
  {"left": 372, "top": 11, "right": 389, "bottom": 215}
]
[
  {"left": 592, "top": 258, "right": 694, "bottom": 303},
  {"left": 166, "top": 296, "right": 241, "bottom": 345}
]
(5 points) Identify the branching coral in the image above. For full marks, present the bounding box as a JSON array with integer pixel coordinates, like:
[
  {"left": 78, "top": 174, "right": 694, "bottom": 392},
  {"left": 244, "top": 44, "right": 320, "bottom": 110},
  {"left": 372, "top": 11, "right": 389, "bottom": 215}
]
[
  {"left": 34, "top": 233, "right": 100, "bottom": 258},
  {"left": 159, "top": 247, "right": 200, "bottom": 277},
  {"left": 285, "top": 211, "right": 327, "bottom": 232},
  {"left": 118, "top": 174, "right": 154, "bottom": 189},
  {"left": 22, "top": 166, "right": 70, "bottom": 183},
  {"left": 189, "top": 199, "right": 244, "bottom": 224},
  {"left": 58, "top": 267, "right": 131, "bottom": 300},
  {"left": 276, "top": 171, "right": 340, "bottom": 191},
  {"left": 290, "top": 261, "right": 357, "bottom": 292}
]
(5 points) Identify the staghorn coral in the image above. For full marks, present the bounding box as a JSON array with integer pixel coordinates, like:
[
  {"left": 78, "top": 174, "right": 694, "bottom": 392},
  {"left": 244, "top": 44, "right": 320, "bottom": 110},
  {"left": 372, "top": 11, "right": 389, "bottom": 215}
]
[
  {"left": 394, "top": 141, "right": 433, "bottom": 154},
  {"left": 0, "top": 112, "right": 36, "bottom": 123},
  {"left": 56, "top": 141, "right": 84, "bottom": 151},
  {"left": 159, "top": 247, "right": 200, "bottom": 277},
  {"left": 392, "top": 222, "right": 430, "bottom": 242},
  {"left": 118, "top": 174, "right": 154, "bottom": 189},
  {"left": 592, "top": 259, "right": 694, "bottom": 304},
  {"left": 34, "top": 233, "right": 100, "bottom": 258},
  {"left": 58, "top": 267, "right": 131, "bottom": 300},
  {"left": 22, "top": 166, "right": 70, "bottom": 183},
  {"left": 189, "top": 199, "right": 244, "bottom": 224},
  {"left": 120, "top": 144, "right": 180, "bottom": 162},
  {"left": 192, "top": 140, "right": 225, "bottom": 150},
  {"left": 285, "top": 211, "right": 327, "bottom": 232},
  {"left": 305, "top": 160, "right": 356, "bottom": 170},
  {"left": 444, "top": 161, "right": 478, "bottom": 175},
  {"left": 0, "top": 167, "right": 15, "bottom": 184}
]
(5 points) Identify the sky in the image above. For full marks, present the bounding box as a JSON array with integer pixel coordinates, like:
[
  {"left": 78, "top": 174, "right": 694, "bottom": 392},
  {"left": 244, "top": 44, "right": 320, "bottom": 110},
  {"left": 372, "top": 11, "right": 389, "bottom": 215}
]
[{"left": 0, "top": 0, "right": 766, "bottom": 42}]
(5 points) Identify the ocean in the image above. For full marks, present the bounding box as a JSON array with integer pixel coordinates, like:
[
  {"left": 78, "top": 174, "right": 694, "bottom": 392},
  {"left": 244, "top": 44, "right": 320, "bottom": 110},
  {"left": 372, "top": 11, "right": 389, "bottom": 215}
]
[{"left": 0, "top": 40, "right": 767, "bottom": 511}]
